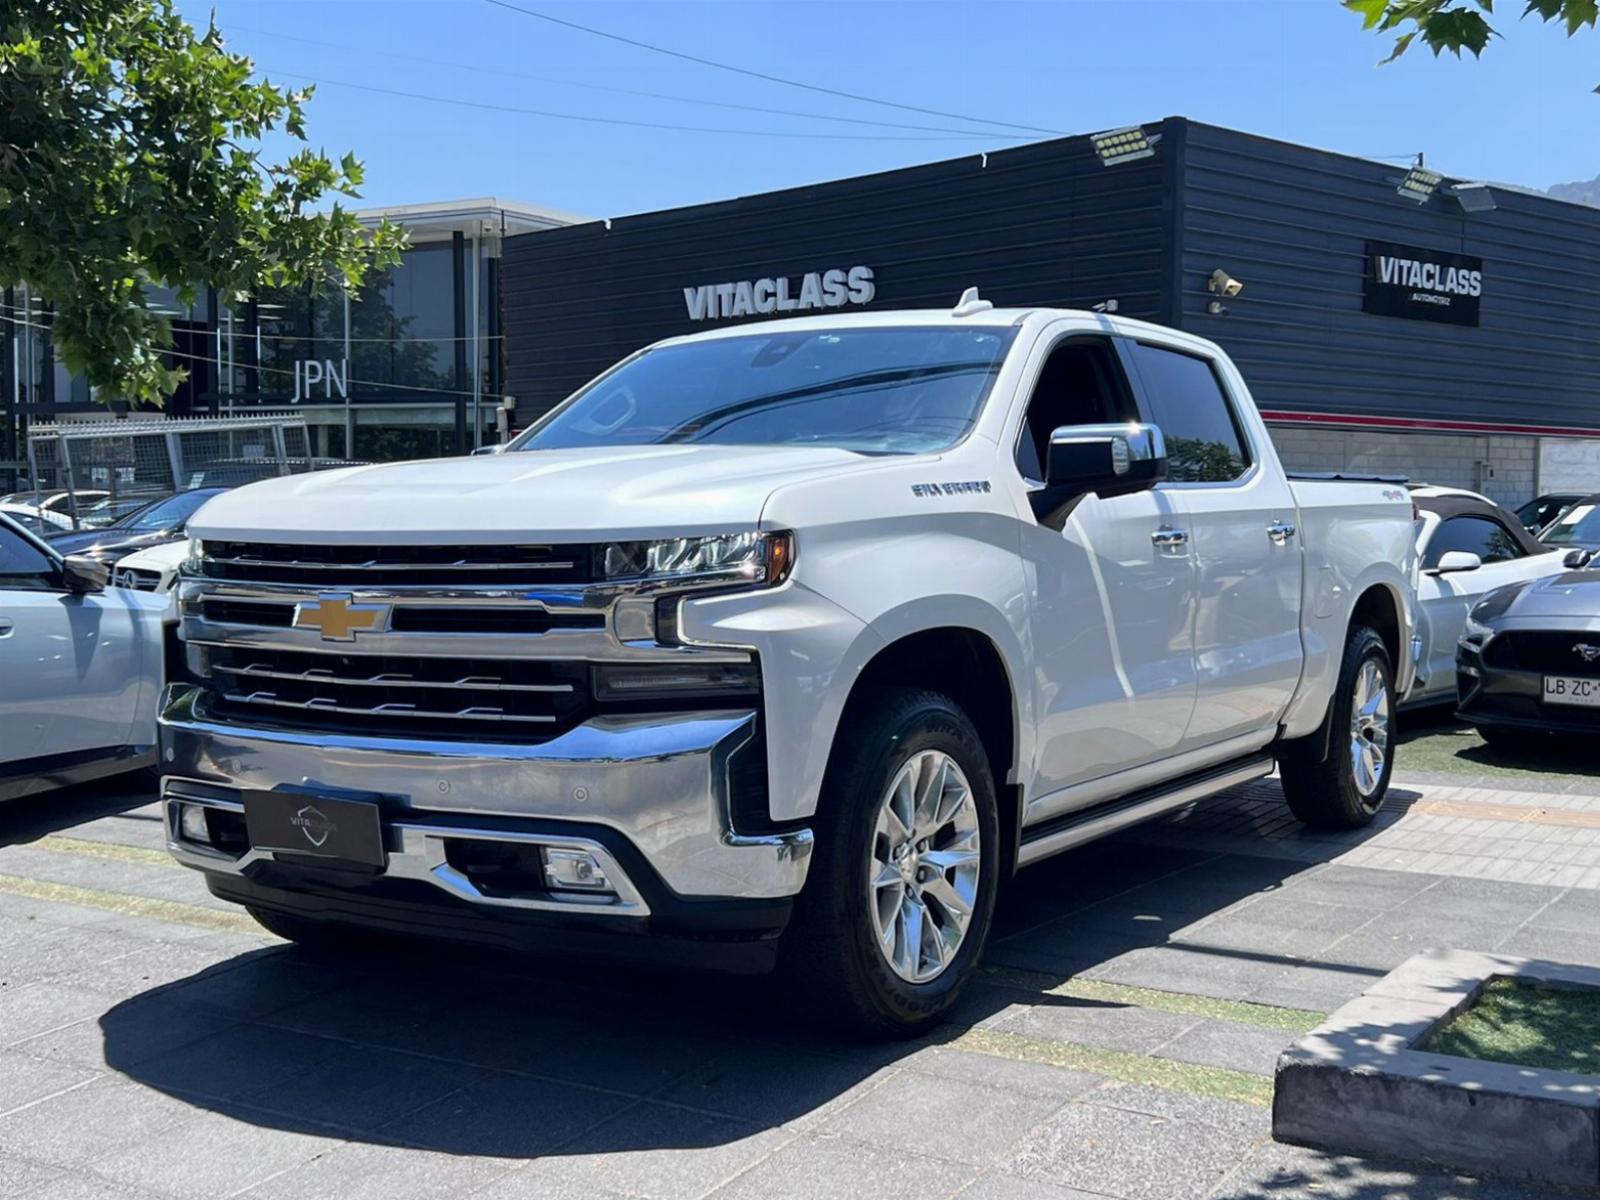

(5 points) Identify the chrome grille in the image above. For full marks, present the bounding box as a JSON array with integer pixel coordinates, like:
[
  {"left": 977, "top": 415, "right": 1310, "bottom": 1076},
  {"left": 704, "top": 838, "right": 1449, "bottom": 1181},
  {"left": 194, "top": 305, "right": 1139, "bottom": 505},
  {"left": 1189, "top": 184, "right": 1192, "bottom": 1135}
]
[
  {"left": 204, "top": 644, "right": 588, "bottom": 736},
  {"left": 198, "top": 541, "right": 593, "bottom": 587}
]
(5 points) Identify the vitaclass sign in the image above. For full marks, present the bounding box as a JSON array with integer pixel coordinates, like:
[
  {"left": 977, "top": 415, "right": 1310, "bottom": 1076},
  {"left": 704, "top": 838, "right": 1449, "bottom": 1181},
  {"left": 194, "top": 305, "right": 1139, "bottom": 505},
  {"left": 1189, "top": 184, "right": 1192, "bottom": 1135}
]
[
  {"left": 683, "top": 266, "right": 876, "bottom": 321},
  {"left": 1363, "top": 241, "right": 1483, "bottom": 327}
]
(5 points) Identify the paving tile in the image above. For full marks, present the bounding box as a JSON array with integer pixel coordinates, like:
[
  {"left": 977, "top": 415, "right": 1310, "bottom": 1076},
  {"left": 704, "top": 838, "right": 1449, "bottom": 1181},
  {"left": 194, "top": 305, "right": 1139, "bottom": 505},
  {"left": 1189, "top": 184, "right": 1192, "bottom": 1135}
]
[
  {"left": 900, "top": 1046, "right": 1103, "bottom": 1101},
  {"left": 0, "top": 1051, "right": 101, "bottom": 1118},
  {"left": 1491, "top": 925, "right": 1600, "bottom": 965},
  {"left": 375, "top": 1069, "right": 637, "bottom": 1159},
  {"left": 527, "top": 1099, "right": 795, "bottom": 1200},
  {"left": 90, "top": 1107, "right": 344, "bottom": 1200},
  {"left": 1526, "top": 888, "right": 1600, "bottom": 934},
  {"left": 130, "top": 1022, "right": 354, "bottom": 1105},
  {"left": 1079, "top": 943, "right": 1301, "bottom": 999},
  {"left": 703, "top": 1131, "right": 974, "bottom": 1200},
  {"left": 1213, "top": 1139, "right": 1565, "bottom": 1199},
  {"left": 0, "top": 1078, "right": 202, "bottom": 1167},
  {"left": 0, "top": 1155, "right": 63, "bottom": 1196},
  {"left": 1399, "top": 876, "right": 1564, "bottom": 925},
  {"left": 656, "top": 1041, "right": 895, "bottom": 1131},
  {"left": 815, "top": 1068, "right": 1067, "bottom": 1167},
  {"left": 1324, "top": 916, "right": 1522, "bottom": 972},
  {"left": 1080, "top": 1080, "right": 1269, "bottom": 1142},
  {"left": 155, "top": 950, "right": 349, "bottom": 1019},
  {"left": 954, "top": 1173, "right": 1111, "bottom": 1200},
  {"left": 15, "top": 1168, "right": 175, "bottom": 1200},
  {"left": 1149, "top": 1018, "right": 1295, "bottom": 1077},
  {"left": 0, "top": 930, "right": 143, "bottom": 990},
  {"left": 16, "top": 996, "right": 239, "bottom": 1072},
  {"left": 994, "top": 993, "right": 1200, "bottom": 1055},
  {"left": 0, "top": 985, "right": 114, "bottom": 1051},
  {"left": 1001, "top": 1096, "right": 1258, "bottom": 1200},
  {"left": 233, "top": 1140, "right": 516, "bottom": 1200},
  {"left": 1271, "top": 865, "right": 1435, "bottom": 909}
]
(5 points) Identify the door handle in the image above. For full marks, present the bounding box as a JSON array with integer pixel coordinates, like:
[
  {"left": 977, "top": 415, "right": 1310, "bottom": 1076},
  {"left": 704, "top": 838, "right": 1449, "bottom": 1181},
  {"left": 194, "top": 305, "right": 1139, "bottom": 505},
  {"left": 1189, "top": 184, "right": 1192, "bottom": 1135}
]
[
  {"left": 1267, "top": 521, "right": 1297, "bottom": 544},
  {"left": 1151, "top": 528, "right": 1189, "bottom": 549},
  {"left": 0, "top": 620, "right": 13, "bottom": 638}
]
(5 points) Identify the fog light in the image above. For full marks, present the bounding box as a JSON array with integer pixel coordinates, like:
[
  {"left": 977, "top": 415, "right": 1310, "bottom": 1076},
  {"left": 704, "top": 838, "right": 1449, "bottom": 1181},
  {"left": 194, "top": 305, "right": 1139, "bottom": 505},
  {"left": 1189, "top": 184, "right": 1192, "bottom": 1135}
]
[
  {"left": 178, "top": 803, "right": 210, "bottom": 844},
  {"left": 543, "top": 847, "right": 611, "bottom": 892}
]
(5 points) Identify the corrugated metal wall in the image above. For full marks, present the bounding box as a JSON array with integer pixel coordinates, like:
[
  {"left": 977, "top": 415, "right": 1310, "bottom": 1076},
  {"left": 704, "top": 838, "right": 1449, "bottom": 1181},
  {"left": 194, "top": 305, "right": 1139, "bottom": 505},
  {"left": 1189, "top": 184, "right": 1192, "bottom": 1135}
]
[
  {"left": 502, "top": 126, "right": 1176, "bottom": 416},
  {"left": 1175, "top": 122, "right": 1600, "bottom": 430}
]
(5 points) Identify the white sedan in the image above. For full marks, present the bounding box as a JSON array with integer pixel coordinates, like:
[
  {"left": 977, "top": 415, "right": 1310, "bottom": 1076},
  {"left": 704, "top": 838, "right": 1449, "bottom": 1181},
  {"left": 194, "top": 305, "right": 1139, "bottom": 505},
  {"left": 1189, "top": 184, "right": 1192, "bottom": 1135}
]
[
  {"left": 0, "top": 513, "right": 166, "bottom": 802},
  {"left": 1404, "top": 486, "right": 1569, "bottom": 709}
]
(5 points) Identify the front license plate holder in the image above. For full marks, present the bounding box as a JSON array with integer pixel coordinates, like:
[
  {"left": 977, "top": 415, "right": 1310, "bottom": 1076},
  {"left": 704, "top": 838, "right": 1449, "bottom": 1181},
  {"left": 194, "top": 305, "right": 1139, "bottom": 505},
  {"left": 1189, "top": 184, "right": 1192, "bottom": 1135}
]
[
  {"left": 1541, "top": 675, "right": 1600, "bottom": 708},
  {"left": 243, "top": 790, "right": 386, "bottom": 867}
]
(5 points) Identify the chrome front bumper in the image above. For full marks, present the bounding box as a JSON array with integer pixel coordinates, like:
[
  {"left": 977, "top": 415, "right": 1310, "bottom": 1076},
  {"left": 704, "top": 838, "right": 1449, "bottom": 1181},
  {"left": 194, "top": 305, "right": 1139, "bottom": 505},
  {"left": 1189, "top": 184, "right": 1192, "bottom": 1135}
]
[{"left": 159, "top": 685, "right": 813, "bottom": 916}]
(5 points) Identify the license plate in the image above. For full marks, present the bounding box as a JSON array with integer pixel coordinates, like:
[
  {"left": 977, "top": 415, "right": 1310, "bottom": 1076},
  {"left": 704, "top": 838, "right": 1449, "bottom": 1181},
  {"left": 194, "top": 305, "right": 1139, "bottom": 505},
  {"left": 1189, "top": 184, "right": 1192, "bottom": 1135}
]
[
  {"left": 1542, "top": 676, "right": 1600, "bottom": 708},
  {"left": 244, "top": 791, "right": 385, "bottom": 867}
]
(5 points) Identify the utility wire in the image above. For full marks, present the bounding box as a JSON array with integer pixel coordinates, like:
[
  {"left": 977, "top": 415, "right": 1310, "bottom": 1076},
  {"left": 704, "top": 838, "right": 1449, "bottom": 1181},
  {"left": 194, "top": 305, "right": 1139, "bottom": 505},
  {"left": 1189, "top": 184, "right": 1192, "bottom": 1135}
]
[
  {"left": 259, "top": 67, "right": 1012, "bottom": 141},
  {"left": 480, "top": 0, "right": 1065, "bottom": 138},
  {"left": 230, "top": 24, "right": 1026, "bottom": 139}
]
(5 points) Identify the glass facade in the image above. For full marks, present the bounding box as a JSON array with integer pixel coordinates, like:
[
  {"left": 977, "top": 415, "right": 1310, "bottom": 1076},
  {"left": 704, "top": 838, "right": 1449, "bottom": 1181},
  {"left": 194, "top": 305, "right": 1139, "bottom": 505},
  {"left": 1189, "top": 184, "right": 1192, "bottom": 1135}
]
[{"left": 3, "top": 201, "right": 566, "bottom": 480}]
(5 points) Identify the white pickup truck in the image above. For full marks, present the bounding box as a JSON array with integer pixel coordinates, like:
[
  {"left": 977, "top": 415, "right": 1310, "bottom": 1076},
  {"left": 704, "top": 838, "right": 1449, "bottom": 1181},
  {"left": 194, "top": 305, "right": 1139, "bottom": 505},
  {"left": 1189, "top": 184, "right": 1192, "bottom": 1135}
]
[{"left": 161, "top": 297, "right": 1416, "bottom": 1035}]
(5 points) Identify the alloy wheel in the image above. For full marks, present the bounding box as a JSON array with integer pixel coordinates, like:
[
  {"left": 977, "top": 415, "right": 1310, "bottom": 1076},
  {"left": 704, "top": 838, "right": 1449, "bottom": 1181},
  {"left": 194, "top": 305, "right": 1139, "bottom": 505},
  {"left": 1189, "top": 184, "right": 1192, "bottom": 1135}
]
[
  {"left": 868, "top": 750, "right": 981, "bottom": 984},
  {"left": 1349, "top": 658, "right": 1391, "bottom": 800}
]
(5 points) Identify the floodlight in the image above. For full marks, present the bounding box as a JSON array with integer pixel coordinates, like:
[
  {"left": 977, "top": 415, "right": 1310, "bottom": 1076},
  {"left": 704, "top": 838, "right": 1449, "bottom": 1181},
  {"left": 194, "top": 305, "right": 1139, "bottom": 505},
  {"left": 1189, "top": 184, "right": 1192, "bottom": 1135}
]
[
  {"left": 1091, "top": 126, "right": 1158, "bottom": 166},
  {"left": 1449, "top": 182, "right": 1497, "bottom": 213},
  {"left": 1397, "top": 166, "right": 1443, "bottom": 204}
]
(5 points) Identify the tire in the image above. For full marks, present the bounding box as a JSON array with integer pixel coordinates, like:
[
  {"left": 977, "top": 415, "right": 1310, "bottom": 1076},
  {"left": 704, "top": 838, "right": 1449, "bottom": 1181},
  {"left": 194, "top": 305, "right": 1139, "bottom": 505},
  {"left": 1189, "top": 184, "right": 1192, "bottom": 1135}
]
[
  {"left": 775, "top": 688, "right": 1000, "bottom": 1039},
  {"left": 1477, "top": 724, "right": 1544, "bottom": 754},
  {"left": 1280, "top": 625, "right": 1395, "bottom": 830}
]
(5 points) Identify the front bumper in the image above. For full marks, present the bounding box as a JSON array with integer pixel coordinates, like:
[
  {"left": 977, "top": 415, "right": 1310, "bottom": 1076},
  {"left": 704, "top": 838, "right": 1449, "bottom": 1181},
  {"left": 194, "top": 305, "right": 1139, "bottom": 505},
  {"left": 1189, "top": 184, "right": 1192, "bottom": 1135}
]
[
  {"left": 159, "top": 685, "right": 812, "bottom": 957},
  {"left": 1456, "top": 636, "right": 1600, "bottom": 735}
]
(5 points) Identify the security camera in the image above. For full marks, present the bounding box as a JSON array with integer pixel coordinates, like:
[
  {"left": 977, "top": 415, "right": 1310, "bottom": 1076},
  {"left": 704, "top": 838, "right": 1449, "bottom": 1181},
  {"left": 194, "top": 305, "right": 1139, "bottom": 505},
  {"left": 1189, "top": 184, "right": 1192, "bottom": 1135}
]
[{"left": 1209, "top": 269, "right": 1244, "bottom": 298}]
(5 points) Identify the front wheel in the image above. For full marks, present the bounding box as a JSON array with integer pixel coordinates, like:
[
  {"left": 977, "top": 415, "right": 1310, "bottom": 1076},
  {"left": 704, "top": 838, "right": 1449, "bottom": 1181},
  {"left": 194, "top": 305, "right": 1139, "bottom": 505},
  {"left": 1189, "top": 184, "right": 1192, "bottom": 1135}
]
[
  {"left": 1280, "top": 625, "right": 1395, "bottom": 830},
  {"left": 776, "top": 688, "right": 1000, "bottom": 1038}
]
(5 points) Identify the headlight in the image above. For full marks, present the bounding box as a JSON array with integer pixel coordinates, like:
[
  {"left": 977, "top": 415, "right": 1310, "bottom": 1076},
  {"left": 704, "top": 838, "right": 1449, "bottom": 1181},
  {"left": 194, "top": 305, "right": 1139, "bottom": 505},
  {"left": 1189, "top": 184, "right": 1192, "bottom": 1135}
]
[
  {"left": 182, "top": 538, "right": 205, "bottom": 574},
  {"left": 599, "top": 531, "right": 794, "bottom": 587},
  {"left": 1461, "top": 613, "right": 1494, "bottom": 643}
]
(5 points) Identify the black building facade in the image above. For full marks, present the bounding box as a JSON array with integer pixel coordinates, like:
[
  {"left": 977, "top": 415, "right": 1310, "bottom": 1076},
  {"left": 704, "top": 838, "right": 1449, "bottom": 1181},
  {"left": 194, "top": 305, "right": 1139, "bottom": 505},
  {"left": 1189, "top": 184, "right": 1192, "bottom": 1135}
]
[{"left": 502, "top": 118, "right": 1600, "bottom": 508}]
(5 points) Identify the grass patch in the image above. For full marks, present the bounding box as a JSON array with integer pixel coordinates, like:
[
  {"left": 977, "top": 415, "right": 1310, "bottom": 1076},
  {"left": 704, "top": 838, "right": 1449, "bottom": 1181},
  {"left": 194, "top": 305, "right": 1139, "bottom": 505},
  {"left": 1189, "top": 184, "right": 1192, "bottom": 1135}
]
[
  {"left": 1397, "top": 709, "right": 1596, "bottom": 786},
  {"left": 1421, "top": 976, "right": 1600, "bottom": 1075}
]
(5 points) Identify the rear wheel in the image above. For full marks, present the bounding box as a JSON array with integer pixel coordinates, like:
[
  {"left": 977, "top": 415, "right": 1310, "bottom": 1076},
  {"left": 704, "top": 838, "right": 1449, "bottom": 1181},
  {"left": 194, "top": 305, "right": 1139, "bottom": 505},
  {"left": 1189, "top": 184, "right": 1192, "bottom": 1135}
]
[
  {"left": 776, "top": 688, "right": 999, "bottom": 1038},
  {"left": 1280, "top": 626, "right": 1395, "bottom": 830}
]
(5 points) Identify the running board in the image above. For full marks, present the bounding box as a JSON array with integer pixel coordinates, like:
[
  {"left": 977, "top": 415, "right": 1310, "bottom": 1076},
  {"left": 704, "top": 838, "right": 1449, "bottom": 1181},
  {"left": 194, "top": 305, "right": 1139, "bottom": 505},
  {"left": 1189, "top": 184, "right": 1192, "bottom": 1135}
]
[{"left": 1016, "top": 753, "right": 1273, "bottom": 868}]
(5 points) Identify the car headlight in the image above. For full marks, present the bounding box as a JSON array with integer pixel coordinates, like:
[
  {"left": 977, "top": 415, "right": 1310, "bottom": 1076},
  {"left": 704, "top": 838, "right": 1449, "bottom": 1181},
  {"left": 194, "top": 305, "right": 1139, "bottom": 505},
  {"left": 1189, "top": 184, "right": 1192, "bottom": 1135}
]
[
  {"left": 599, "top": 531, "right": 794, "bottom": 587},
  {"left": 182, "top": 538, "right": 205, "bottom": 575},
  {"left": 1461, "top": 613, "right": 1494, "bottom": 644}
]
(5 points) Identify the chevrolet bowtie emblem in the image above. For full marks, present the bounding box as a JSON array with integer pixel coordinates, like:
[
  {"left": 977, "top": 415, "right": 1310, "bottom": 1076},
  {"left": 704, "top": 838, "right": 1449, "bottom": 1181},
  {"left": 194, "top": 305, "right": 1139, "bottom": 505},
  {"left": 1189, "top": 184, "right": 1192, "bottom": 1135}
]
[{"left": 292, "top": 594, "right": 390, "bottom": 641}]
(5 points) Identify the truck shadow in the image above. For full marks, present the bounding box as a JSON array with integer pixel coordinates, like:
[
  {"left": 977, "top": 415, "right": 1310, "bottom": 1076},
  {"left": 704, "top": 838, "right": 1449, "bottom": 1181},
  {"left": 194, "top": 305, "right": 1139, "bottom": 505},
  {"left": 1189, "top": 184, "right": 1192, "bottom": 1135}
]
[{"left": 92, "top": 788, "right": 1444, "bottom": 1163}]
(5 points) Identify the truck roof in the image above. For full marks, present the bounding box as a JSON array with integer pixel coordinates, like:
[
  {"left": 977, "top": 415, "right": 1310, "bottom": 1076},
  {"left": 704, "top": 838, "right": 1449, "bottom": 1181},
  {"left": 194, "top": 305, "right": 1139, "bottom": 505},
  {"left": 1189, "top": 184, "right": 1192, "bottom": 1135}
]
[{"left": 648, "top": 305, "right": 1192, "bottom": 351}]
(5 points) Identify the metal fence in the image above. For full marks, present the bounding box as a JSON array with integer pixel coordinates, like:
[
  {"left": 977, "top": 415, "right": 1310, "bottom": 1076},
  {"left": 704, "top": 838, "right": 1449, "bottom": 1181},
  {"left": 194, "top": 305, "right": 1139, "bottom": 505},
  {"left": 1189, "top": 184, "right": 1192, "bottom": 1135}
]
[{"left": 17, "top": 414, "right": 352, "bottom": 530}]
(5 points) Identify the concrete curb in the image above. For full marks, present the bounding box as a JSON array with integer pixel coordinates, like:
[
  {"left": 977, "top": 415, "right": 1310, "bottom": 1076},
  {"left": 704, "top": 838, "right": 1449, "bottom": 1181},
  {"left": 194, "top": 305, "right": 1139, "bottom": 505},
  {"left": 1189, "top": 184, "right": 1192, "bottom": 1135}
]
[{"left": 1272, "top": 949, "right": 1600, "bottom": 1192}]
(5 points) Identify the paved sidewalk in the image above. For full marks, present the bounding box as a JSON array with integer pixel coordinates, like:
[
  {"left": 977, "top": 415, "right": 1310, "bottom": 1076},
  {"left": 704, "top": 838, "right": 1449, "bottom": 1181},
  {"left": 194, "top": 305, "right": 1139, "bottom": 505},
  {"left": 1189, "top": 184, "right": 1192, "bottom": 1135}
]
[{"left": 0, "top": 769, "right": 1595, "bottom": 1199}]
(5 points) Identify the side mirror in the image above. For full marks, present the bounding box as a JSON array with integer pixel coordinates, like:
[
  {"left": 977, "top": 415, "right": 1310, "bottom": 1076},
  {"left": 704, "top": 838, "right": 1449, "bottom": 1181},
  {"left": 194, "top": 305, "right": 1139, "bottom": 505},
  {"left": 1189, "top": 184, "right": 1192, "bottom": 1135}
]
[
  {"left": 61, "top": 554, "right": 109, "bottom": 593},
  {"left": 1433, "top": 551, "right": 1483, "bottom": 574},
  {"left": 470, "top": 444, "right": 503, "bottom": 457},
  {"left": 1564, "top": 549, "right": 1594, "bottom": 570},
  {"left": 1045, "top": 423, "right": 1167, "bottom": 501}
]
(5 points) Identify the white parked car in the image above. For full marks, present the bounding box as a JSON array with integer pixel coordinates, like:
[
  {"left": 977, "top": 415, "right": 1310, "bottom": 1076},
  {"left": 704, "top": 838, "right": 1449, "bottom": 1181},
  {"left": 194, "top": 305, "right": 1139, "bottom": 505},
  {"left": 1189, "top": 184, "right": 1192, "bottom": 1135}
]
[
  {"left": 1404, "top": 485, "right": 1569, "bottom": 709},
  {"left": 112, "top": 539, "right": 190, "bottom": 596},
  {"left": 0, "top": 513, "right": 167, "bottom": 802},
  {"left": 161, "top": 299, "right": 1417, "bottom": 1035},
  {"left": 0, "top": 490, "right": 111, "bottom": 533}
]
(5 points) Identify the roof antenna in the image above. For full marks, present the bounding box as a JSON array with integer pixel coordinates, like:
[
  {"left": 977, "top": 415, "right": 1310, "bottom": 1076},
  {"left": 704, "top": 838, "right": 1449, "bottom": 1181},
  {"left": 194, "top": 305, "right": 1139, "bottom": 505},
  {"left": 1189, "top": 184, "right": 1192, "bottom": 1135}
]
[{"left": 952, "top": 287, "right": 993, "bottom": 318}]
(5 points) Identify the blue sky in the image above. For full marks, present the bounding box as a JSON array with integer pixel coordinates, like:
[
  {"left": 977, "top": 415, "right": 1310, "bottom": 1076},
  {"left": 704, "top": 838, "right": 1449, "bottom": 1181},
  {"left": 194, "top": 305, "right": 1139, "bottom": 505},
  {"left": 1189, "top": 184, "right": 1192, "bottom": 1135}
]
[{"left": 182, "top": 0, "right": 1598, "bottom": 219}]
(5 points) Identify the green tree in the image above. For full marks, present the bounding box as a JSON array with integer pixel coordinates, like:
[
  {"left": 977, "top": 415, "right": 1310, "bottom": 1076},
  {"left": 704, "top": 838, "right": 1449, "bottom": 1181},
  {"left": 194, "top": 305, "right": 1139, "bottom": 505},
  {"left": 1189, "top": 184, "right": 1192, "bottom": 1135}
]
[
  {"left": 1347, "top": 0, "right": 1598, "bottom": 71},
  {"left": 0, "top": 0, "right": 404, "bottom": 407}
]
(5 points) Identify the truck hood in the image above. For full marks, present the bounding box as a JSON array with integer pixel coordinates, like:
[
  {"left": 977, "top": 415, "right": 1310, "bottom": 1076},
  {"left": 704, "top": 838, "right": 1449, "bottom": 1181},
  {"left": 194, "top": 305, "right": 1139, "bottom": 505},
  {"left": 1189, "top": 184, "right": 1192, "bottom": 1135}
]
[{"left": 186, "top": 444, "right": 895, "bottom": 542}]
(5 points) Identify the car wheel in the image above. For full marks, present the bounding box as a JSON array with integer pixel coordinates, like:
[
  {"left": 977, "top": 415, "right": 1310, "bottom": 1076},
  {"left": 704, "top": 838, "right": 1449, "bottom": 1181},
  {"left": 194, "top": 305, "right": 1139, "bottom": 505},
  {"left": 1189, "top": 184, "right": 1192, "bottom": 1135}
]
[
  {"left": 776, "top": 687, "right": 999, "bottom": 1039},
  {"left": 1280, "top": 625, "right": 1395, "bottom": 830},
  {"left": 246, "top": 906, "right": 361, "bottom": 950}
]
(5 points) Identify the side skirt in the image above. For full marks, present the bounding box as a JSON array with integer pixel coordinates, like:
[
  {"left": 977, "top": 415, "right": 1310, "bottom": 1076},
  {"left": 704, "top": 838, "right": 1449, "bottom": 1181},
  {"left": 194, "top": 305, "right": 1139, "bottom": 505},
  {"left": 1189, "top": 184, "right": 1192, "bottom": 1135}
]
[{"left": 1016, "top": 753, "right": 1273, "bottom": 868}]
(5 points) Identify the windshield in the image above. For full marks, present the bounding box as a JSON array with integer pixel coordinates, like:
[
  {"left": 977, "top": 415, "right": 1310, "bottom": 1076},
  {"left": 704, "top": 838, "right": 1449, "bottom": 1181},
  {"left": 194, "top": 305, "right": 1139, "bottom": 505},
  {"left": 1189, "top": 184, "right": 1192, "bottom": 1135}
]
[
  {"left": 516, "top": 326, "right": 1019, "bottom": 455},
  {"left": 116, "top": 489, "right": 220, "bottom": 532},
  {"left": 1540, "top": 503, "right": 1600, "bottom": 545}
]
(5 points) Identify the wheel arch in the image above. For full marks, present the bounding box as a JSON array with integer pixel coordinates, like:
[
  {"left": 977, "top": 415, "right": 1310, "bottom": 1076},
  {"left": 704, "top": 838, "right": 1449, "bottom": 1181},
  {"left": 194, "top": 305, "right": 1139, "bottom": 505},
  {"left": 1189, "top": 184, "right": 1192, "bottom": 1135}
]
[{"left": 830, "top": 622, "right": 1025, "bottom": 876}]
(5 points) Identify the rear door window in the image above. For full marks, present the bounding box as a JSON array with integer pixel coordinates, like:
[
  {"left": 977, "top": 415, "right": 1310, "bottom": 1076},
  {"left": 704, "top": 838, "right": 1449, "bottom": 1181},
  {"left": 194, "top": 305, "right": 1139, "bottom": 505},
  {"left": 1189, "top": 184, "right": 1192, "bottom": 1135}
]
[{"left": 1128, "top": 344, "right": 1252, "bottom": 483}]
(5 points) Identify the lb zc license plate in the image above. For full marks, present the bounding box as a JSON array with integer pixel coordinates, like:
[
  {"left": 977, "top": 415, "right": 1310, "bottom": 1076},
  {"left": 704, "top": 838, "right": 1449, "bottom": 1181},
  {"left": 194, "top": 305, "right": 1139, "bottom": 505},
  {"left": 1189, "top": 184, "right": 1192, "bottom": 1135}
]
[{"left": 1542, "top": 676, "right": 1600, "bottom": 708}]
